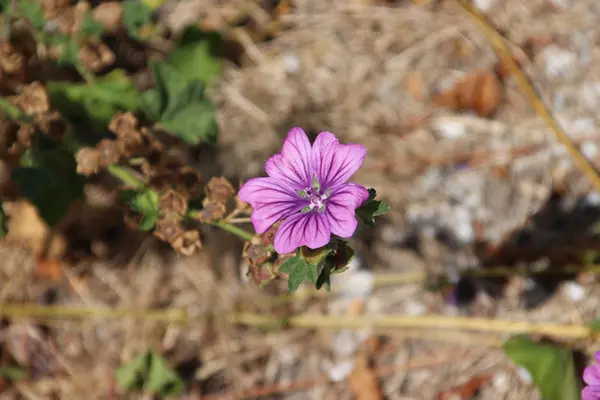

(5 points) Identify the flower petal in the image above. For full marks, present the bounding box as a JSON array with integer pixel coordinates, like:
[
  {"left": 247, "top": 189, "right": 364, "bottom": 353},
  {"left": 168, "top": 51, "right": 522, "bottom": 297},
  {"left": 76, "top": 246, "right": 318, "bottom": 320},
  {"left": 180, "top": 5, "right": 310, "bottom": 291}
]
[
  {"left": 265, "top": 127, "right": 312, "bottom": 188},
  {"left": 312, "top": 131, "right": 366, "bottom": 189},
  {"left": 325, "top": 183, "right": 368, "bottom": 237},
  {"left": 250, "top": 200, "right": 306, "bottom": 234},
  {"left": 595, "top": 351, "right": 600, "bottom": 364},
  {"left": 585, "top": 366, "right": 600, "bottom": 386},
  {"left": 330, "top": 182, "right": 370, "bottom": 208},
  {"left": 238, "top": 177, "right": 298, "bottom": 207},
  {"left": 582, "top": 385, "right": 600, "bottom": 400},
  {"left": 274, "top": 212, "right": 331, "bottom": 254}
]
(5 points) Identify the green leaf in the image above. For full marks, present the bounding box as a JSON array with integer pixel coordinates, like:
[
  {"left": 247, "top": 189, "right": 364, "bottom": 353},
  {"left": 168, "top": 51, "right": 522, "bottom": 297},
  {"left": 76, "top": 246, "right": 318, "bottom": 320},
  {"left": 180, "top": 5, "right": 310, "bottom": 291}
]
[
  {"left": 160, "top": 99, "right": 217, "bottom": 144},
  {"left": 119, "top": 189, "right": 160, "bottom": 231},
  {"left": 146, "top": 351, "right": 184, "bottom": 395},
  {"left": 139, "top": 62, "right": 218, "bottom": 144},
  {"left": 116, "top": 350, "right": 183, "bottom": 396},
  {"left": 122, "top": 0, "right": 152, "bottom": 39},
  {"left": 503, "top": 335, "right": 580, "bottom": 400},
  {"left": 47, "top": 69, "right": 138, "bottom": 133},
  {"left": 0, "top": 201, "right": 7, "bottom": 237},
  {"left": 12, "top": 137, "right": 85, "bottom": 227},
  {"left": 279, "top": 255, "right": 318, "bottom": 292},
  {"left": 17, "top": 0, "right": 45, "bottom": 31},
  {"left": 79, "top": 10, "right": 105, "bottom": 39},
  {"left": 167, "top": 26, "right": 221, "bottom": 85},
  {"left": 355, "top": 188, "right": 391, "bottom": 227}
]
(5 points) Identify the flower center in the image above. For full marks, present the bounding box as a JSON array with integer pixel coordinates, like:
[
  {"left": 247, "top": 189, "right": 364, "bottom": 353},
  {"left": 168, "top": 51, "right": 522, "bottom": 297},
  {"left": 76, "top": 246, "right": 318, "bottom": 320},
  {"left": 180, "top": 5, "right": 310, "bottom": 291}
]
[{"left": 297, "top": 177, "right": 329, "bottom": 213}]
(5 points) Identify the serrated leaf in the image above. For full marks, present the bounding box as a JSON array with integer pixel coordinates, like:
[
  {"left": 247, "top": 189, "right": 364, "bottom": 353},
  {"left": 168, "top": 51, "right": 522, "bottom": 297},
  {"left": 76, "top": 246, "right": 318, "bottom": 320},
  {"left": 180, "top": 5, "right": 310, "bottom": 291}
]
[
  {"left": 116, "top": 350, "right": 183, "bottom": 396},
  {"left": 119, "top": 189, "right": 159, "bottom": 231},
  {"left": 48, "top": 69, "right": 138, "bottom": 133},
  {"left": 279, "top": 255, "right": 318, "bottom": 292},
  {"left": 504, "top": 335, "right": 579, "bottom": 400},
  {"left": 0, "top": 201, "right": 7, "bottom": 237},
  {"left": 79, "top": 10, "right": 105, "bottom": 39},
  {"left": 356, "top": 188, "right": 391, "bottom": 227},
  {"left": 168, "top": 26, "right": 221, "bottom": 85},
  {"left": 139, "top": 62, "right": 218, "bottom": 144},
  {"left": 122, "top": 0, "right": 152, "bottom": 39},
  {"left": 17, "top": 0, "right": 45, "bottom": 31},
  {"left": 12, "top": 137, "right": 85, "bottom": 227},
  {"left": 160, "top": 99, "right": 218, "bottom": 144}
]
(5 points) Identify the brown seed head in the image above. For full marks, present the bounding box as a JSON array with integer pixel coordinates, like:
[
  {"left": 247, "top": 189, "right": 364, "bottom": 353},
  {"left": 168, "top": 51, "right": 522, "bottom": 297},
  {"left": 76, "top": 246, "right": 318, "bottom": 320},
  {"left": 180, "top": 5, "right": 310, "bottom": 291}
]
[
  {"left": 153, "top": 215, "right": 184, "bottom": 243},
  {"left": 193, "top": 201, "right": 226, "bottom": 223},
  {"left": 16, "top": 82, "right": 50, "bottom": 115},
  {"left": 79, "top": 41, "right": 115, "bottom": 72},
  {"left": 109, "top": 112, "right": 138, "bottom": 137},
  {"left": 96, "top": 139, "right": 121, "bottom": 166},
  {"left": 159, "top": 189, "right": 188, "bottom": 216},
  {"left": 206, "top": 176, "right": 235, "bottom": 204},
  {"left": 92, "top": 1, "right": 123, "bottom": 32},
  {"left": 75, "top": 147, "right": 101, "bottom": 176},
  {"left": 0, "top": 42, "right": 23, "bottom": 74},
  {"left": 170, "top": 229, "right": 202, "bottom": 256}
]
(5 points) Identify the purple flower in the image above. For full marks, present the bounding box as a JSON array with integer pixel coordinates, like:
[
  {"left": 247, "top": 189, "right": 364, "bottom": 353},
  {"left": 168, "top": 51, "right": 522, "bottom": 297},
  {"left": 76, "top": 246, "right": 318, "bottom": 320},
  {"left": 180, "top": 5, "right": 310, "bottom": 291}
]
[
  {"left": 239, "top": 127, "right": 369, "bottom": 254},
  {"left": 583, "top": 352, "right": 600, "bottom": 400}
]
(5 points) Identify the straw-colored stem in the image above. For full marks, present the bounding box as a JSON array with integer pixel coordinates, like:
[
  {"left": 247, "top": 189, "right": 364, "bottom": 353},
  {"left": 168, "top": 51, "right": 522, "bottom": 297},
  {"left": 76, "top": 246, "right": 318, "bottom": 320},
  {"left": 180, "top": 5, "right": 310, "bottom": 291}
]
[
  {"left": 0, "top": 304, "right": 594, "bottom": 339},
  {"left": 455, "top": 0, "right": 600, "bottom": 192},
  {"left": 229, "top": 312, "right": 593, "bottom": 339}
]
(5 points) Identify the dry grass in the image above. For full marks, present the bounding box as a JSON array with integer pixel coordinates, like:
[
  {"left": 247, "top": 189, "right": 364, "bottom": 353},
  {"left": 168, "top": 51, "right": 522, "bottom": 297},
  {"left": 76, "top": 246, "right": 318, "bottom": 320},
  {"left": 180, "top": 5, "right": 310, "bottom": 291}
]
[{"left": 4, "top": 0, "right": 600, "bottom": 398}]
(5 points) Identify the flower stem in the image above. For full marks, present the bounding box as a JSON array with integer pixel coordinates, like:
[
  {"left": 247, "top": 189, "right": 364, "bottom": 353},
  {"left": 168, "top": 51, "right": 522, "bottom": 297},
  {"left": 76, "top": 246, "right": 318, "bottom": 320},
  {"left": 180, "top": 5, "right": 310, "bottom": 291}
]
[
  {"left": 211, "top": 219, "right": 255, "bottom": 242},
  {"left": 106, "top": 164, "right": 145, "bottom": 189}
]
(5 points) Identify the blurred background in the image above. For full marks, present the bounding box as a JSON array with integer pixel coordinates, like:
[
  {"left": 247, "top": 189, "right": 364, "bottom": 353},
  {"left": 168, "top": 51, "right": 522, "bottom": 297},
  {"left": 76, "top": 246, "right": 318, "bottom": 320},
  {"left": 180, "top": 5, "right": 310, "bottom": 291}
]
[{"left": 1, "top": 0, "right": 600, "bottom": 398}]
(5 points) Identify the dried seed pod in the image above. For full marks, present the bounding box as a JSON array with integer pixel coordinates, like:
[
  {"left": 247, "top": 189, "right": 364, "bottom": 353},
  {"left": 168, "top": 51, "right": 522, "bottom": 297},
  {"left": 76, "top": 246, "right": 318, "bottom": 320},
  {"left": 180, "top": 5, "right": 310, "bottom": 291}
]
[
  {"left": 15, "top": 82, "right": 50, "bottom": 115},
  {"left": 42, "top": 0, "right": 72, "bottom": 18},
  {"left": 109, "top": 112, "right": 138, "bottom": 136},
  {"left": 170, "top": 229, "right": 202, "bottom": 256},
  {"left": 96, "top": 139, "right": 121, "bottom": 166},
  {"left": 153, "top": 215, "right": 184, "bottom": 243},
  {"left": 75, "top": 147, "right": 101, "bottom": 175},
  {"left": 92, "top": 1, "right": 123, "bottom": 32},
  {"left": 0, "top": 42, "right": 24, "bottom": 74},
  {"left": 243, "top": 241, "right": 271, "bottom": 267},
  {"left": 159, "top": 189, "right": 188, "bottom": 216},
  {"left": 192, "top": 201, "right": 226, "bottom": 223},
  {"left": 79, "top": 41, "right": 115, "bottom": 72},
  {"left": 206, "top": 176, "right": 235, "bottom": 204},
  {"left": 35, "top": 111, "right": 67, "bottom": 140}
]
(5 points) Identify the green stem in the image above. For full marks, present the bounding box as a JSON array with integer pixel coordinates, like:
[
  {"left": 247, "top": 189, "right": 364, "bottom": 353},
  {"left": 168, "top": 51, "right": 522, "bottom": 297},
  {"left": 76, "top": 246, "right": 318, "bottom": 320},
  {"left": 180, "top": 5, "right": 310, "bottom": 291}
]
[
  {"left": 75, "top": 62, "right": 95, "bottom": 84},
  {"left": 211, "top": 219, "right": 255, "bottom": 242},
  {"left": 0, "top": 97, "right": 29, "bottom": 122},
  {"left": 106, "top": 165, "right": 145, "bottom": 189}
]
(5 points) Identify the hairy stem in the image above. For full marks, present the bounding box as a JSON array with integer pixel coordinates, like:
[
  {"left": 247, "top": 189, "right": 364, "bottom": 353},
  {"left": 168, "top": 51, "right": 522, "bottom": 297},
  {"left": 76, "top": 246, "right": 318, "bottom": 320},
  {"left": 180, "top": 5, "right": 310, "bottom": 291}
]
[
  {"left": 210, "top": 218, "right": 255, "bottom": 241},
  {"left": 106, "top": 164, "right": 145, "bottom": 189}
]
